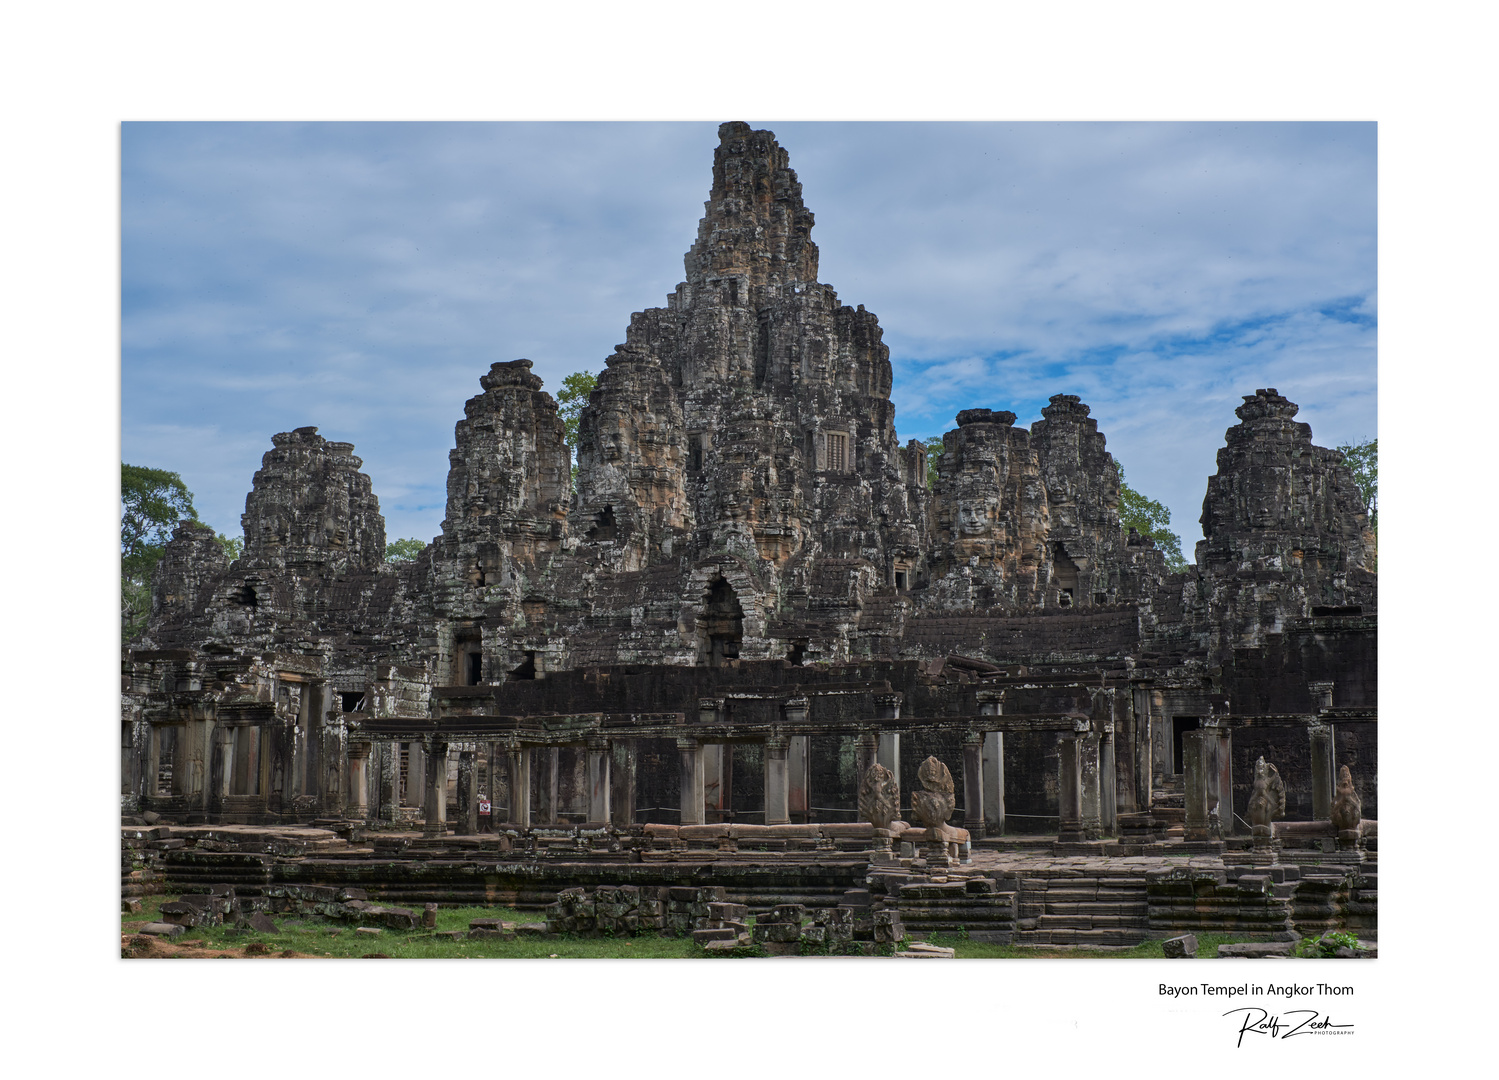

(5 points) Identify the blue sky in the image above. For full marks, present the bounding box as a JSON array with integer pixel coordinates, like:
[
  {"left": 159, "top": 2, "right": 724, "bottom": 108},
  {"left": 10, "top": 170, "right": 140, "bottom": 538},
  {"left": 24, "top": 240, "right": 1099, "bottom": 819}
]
[{"left": 122, "top": 121, "right": 1376, "bottom": 550}]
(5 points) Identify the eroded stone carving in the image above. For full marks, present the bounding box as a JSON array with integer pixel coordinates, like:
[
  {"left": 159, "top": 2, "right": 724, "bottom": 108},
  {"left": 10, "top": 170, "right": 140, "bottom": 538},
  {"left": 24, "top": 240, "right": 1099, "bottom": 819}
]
[
  {"left": 910, "top": 756, "right": 956, "bottom": 829},
  {"left": 1330, "top": 765, "right": 1362, "bottom": 834},
  {"left": 857, "top": 762, "right": 900, "bottom": 830},
  {"left": 1246, "top": 756, "right": 1286, "bottom": 831}
]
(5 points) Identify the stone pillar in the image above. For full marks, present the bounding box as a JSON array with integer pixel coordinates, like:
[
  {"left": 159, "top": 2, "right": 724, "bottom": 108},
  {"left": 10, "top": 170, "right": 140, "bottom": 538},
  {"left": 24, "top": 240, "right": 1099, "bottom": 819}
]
[
  {"left": 610, "top": 739, "right": 636, "bottom": 827},
  {"left": 347, "top": 742, "right": 370, "bottom": 816},
  {"left": 678, "top": 738, "right": 705, "bottom": 826},
  {"left": 1057, "top": 735, "right": 1083, "bottom": 842},
  {"left": 982, "top": 731, "right": 1005, "bottom": 836},
  {"left": 1309, "top": 724, "right": 1334, "bottom": 822},
  {"left": 1208, "top": 725, "right": 1233, "bottom": 836},
  {"left": 456, "top": 749, "right": 477, "bottom": 835},
  {"left": 377, "top": 742, "right": 398, "bottom": 821},
  {"left": 1132, "top": 687, "right": 1154, "bottom": 814},
  {"left": 1078, "top": 733, "right": 1103, "bottom": 841},
  {"left": 1183, "top": 731, "right": 1215, "bottom": 841},
  {"left": 423, "top": 740, "right": 448, "bottom": 836},
  {"left": 784, "top": 698, "right": 810, "bottom": 821},
  {"left": 702, "top": 743, "right": 728, "bottom": 822},
  {"left": 856, "top": 732, "right": 878, "bottom": 781},
  {"left": 1308, "top": 681, "right": 1335, "bottom": 712},
  {"left": 507, "top": 746, "right": 531, "bottom": 827},
  {"left": 587, "top": 740, "right": 611, "bottom": 824},
  {"left": 873, "top": 693, "right": 902, "bottom": 788},
  {"left": 764, "top": 737, "right": 789, "bottom": 826},
  {"left": 544, "top": 747, "right": 560, "bottom": 824},
  {"left": 1099, "top": 732, "right": 1117, "bottom": 836},
  {"left": 962, "top": 733, "right": 985, "bottom": 839}
]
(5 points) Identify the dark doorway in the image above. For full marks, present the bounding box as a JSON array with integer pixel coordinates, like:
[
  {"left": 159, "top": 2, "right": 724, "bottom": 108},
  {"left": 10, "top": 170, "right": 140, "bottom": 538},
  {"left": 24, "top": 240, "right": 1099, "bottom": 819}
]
[
  {"left": 510, "top": 651, "right": 537, "bottom": 681},
  {"left": 466, "top": 651, "right": 483, "bottom": 686},
  {"left": 1172, "top": 716, "right": 1201, "bottom": 775}
]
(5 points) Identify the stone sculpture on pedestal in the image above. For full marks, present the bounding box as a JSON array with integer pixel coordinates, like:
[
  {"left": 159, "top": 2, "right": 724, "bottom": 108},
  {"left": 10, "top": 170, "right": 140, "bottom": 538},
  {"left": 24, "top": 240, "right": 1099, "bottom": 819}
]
[
  {"left": 859, "top": 762, "right": 900, "bottom": 861},
  {"left": 1245, "top": 756, "right": 1286, "bottom": 858},
  {"left": 1330, "top": 765, "right": 1363, "bottom": 847},
  {"left": 910, "top": 756, "right": 961, "bottom": 869}
]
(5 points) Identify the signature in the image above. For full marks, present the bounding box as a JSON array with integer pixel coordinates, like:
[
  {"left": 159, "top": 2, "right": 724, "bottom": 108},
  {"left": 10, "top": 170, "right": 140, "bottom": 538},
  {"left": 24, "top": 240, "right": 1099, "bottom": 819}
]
[{"left": 1223, "top": 1008, "right": 1355, "bottom": 1047}]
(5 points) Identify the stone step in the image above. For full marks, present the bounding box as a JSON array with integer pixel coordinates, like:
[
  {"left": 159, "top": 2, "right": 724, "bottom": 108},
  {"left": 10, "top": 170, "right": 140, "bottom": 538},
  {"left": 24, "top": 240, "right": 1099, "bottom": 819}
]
[
  {"left": 1042, "top": 901, "right": 1149, "bottom": 916},
  {"left": 1014, "top": 928, "right": 1146, "bottom": 947},
  {"left": 1037, "top": 914, "right": 1149, "bottom": 930}
]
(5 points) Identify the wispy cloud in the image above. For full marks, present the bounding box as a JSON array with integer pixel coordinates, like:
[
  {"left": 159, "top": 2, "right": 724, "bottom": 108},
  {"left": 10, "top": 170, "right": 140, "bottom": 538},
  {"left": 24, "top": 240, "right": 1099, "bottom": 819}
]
[{"left": 123, "top": 121, "right": 1375, "bottom": 547}]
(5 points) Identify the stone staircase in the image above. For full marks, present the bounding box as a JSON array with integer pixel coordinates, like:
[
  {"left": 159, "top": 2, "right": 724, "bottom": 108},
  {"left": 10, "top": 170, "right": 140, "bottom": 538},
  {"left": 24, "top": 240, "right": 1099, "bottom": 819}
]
[{"left": 1013, "top": 868, "right": 1152, "bottom": 947}]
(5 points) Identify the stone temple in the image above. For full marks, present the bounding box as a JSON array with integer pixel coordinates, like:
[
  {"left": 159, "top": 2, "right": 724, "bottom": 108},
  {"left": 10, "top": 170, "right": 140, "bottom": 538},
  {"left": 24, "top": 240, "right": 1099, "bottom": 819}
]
[{"left": 123, "top": 123, "right": 1377, "bottom": 949}]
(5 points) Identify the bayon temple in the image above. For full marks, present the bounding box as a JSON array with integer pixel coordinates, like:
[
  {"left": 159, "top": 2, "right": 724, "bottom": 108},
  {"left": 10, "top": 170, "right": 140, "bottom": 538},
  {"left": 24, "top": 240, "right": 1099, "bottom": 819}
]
[{"left": 123, "top": 124, "right": 1377, "bottom": 950}]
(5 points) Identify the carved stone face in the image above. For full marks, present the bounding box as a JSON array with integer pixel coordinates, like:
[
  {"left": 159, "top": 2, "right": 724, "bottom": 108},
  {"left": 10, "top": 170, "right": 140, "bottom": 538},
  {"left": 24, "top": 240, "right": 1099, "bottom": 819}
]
[{"left": 958, "top": 497, "right": 997, "bottom": 537}]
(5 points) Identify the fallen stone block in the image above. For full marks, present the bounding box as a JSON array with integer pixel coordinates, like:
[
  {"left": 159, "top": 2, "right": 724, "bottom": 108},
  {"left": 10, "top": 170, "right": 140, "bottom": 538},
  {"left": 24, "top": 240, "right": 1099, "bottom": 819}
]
[
  {"left": 355, "top": 927, "right": 382, "bottom": 937},
  {"left": 122, "top": 898, "right": 142, "bottom": 914},
  {"left": 246, "top": 912, "right": 279, "bottom": 935},
  {"left": 1163, "top": 934, "right": 1198, "bottom": 958},
  {"left": 896, "top": 944, "right": 955, "bottom": 958},
  {"left": 515, "top": 923, "right": 548, "bottom": 936},
  {"left": 139, "top": 922, "right": 184, "bottom": 938},
  {"left": 1217, "top": 941, "right": 1295, "bottom": 958},
  {"left": 692, "top": 927, "right": 739, "bottom": 944},
  {"left": 422, "top": 903, "right": 438, "bottom": 928}
]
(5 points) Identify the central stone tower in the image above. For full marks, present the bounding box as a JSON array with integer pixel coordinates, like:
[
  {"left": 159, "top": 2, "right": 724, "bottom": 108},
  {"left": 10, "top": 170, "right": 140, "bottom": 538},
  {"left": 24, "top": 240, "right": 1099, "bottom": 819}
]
[{"left": 570, "top": 122, "right": 929, "bottom": 660}]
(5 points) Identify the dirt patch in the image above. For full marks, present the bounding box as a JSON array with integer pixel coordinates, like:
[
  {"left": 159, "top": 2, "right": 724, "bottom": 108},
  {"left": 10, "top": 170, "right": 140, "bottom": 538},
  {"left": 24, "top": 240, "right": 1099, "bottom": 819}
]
[{"left": 120, "top": 933, "right": 310, "bottom": 959}]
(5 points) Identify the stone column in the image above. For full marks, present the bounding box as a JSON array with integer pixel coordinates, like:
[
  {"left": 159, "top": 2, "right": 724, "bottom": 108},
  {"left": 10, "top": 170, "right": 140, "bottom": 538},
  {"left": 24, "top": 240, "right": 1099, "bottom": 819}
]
[
  {"left": 610, "top": 739, "right": 636, "bottom": 827},
  {"left": 1208, "top": 725, "right": 1233, "bottom": 836},
  {"left": 1099, "top": 731, "right": 1117, "bottom": 836},
  {"left": 764, "top": 737, "right": 790, "bottom": 826},
  {"left": 423, "top": 739, "right": 448, "bottom": 836},
  {"left": 1078, "top": 733, "right": 1103, "bottom": 841},
  {"left": 856, "top": 732, "right": 878, "bottom": 782},
  {"left": 677, "top": 738, "right": 705, "bottom": 826},
  {"left": 1132, "top": 687, "right": 1154, "bottom": 815},
  {"left": 702, "top": 743, "right": 728, "bottom": 822},
  {"left": 1183, "top": 730, "right": 1215, "bottom": 841},
  {"left": 544, "top": 747, "right": 560, "bottom": 824},
  {"left": 784, "top": 697, "right": 810, "bottom": 822},
  {"left": 507, "top": 746, "right": 531, "bottom": 827},
  {"left": 962, "top": 733, "right": 985, "bottom": 839},
  {"left": 456, "top": 749, "right": 477, "bottom": 835},
  {"left": 982, "top": 731, "right": 1005, "bottom": 836},
  {"left": 587, "top": 740, "right": 611, "bottom": 824},
  {"left": 1309, "top": 724, "right": 1334, "bottom": 822},
  {"left": 873, "top": 693, "right": 902, "bottom": 791},
  {"left": 406, "top": 741, "right": 425, "bottom": 809},
  {"left": 377, "top": 742, "right": 398, "bottom": 821},
  {"left": 1057, "top": 735, "right": 1083, "bottom": 842},
  {"left": 347, "top": 742, "right": 370, "bottom": 817}
]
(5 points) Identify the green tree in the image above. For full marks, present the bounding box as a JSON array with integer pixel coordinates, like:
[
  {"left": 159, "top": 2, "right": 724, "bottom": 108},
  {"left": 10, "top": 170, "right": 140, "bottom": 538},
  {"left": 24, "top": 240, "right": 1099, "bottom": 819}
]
[
  {"left": 121, "top": 464, "right": 199, "bottom": 640},
  {"left": 1335, "top": 438, "right": 1376, "bottom": 531},
  {"left": 1118, "top": 467, "right": 1188, "bottom": 572},
  {"left": 923, "top": 435, "right": 945, "bottom": 489},
  {"left": 556, "top": 370, "right": 599, "bottom": 489},
  {"left": 386, "top": 538, "right": 427, "bottom": 563}
]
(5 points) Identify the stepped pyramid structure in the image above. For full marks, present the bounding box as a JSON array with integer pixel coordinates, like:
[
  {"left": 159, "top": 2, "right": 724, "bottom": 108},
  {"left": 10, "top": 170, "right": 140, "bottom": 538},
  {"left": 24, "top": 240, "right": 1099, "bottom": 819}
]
[{"left": 125, "top": 124, "right": 1375, "bottom": 860}]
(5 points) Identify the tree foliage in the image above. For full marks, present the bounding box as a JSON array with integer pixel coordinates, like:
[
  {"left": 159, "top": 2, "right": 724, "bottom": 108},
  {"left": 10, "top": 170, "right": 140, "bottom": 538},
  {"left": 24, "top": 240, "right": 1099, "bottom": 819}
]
[
  {"left": 1118, "top": 467, "right": 1188, "bottom": 572},
  {"left": 923, "top": 435, "right": 945, "bottom": 489},
  {"left": 386, "top": 537, "right": 427, "bottom": 563},
  {"left": 1335, "top": 438, "right": 1376, "bottom": 531},
  {"left": 556, "top": 371, "right": 598, "bottom": 454},
  {"left": 121, "top": 464, "right": 199, "bottom": 640},
  {"left": 556, "top": 370, "right": 599, "bottom": 490}
]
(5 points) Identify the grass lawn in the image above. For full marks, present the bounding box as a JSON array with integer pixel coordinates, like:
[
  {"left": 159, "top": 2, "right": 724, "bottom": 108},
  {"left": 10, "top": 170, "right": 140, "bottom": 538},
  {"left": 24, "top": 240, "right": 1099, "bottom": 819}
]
[{"left": 122, "top": 895, "right": 1250, "bottom": 959}]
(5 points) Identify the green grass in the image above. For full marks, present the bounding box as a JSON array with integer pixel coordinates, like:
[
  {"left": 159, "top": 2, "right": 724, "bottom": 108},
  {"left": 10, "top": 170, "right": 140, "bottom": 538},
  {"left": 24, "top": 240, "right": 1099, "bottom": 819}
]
[
  {"left": 122, "top": 896, "right": 702, "bottom": 958},
  {"left": 941, "top": 932, "right": 1249, "bottom": 959},
  {"left": 124, "top": 895, "right": 1256, "bottom": 959}
]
